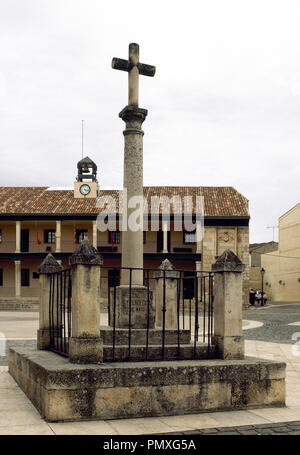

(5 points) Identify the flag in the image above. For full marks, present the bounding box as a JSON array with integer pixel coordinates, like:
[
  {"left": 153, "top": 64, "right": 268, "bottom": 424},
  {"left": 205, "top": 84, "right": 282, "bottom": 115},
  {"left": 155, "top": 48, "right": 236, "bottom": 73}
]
[
  {"left": 74, "top": 226, "right": 78, "bottom": 244},
  {"left": 36, "top": 229, "right": 41, "bottom": 245},
  {"left": 110, "top": 231, "right": 114, "bottom": 248}
]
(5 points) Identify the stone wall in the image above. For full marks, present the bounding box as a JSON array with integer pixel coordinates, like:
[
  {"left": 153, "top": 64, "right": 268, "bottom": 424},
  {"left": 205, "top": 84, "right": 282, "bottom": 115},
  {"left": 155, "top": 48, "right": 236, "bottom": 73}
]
[
  {"left": 249, "top": 267, "right": 262, "bottom": 292},
  {"left": 203, "top": 226, "right": 250, "bottom": 308}
]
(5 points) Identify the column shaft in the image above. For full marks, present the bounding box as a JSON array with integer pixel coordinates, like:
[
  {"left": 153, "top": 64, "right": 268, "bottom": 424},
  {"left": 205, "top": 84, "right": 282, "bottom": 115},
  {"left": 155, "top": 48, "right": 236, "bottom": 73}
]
[
  {"left": 15, "top": 221, "right": 21, "bottom": 253},
  {"left": 163, "top": 222, "right": 168, "bottom": 253},
  {"left": 14, "top": 260, "right": 21, "bottom": 299},
  {"left": 55, "top": 221, "right": 61, "bottom": 253},
  {"left": 92, "top": 220, "right": 97, "bottom": 248},
  {"left": 119, "top": 106, "right": 147, "bottom": 286}
]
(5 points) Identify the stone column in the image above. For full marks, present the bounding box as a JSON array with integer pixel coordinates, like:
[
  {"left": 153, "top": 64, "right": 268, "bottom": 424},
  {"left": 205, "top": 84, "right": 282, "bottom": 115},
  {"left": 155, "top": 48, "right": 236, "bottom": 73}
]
[
  {"left": 14, "top": 260, "right": 21, "bottom": 299},
  {"left": 212, "top": 249, "right": 245, "bottom": 359},
  {"left": 154, "top": 259, "right": 179, "bottom": 329},
  {"left": 55, "top": 221, "right": 61, "bottom": 253},
  {"left": 15, "top": 221, "right": 21, "bottom": 253},
  {"left": 92, "top": 220, "right": 97, "bottom": 248},
  {"left": 119, "top": 105, "right": 147, "bottom": 287},
  {"left": 37, "top": 254, "right": 62, "bottom": 349},
  {"left": 69, "top": 240, "right": 103, "bottom": 364},
  {"left": 110, "top": 105, "right": 154, "bottom": 329}
]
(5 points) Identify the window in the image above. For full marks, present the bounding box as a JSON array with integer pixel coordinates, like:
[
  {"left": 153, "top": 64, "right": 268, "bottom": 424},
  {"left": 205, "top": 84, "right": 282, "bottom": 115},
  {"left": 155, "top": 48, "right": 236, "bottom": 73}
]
[
  {"left": 143, "top": 231, "right": 146, "bottom": 244},
  {"left": 21, "top": 269, "right": 30, "bottom": 287},
  {"left": 0, "top": 269, "right": 3, "bottom": 286},
  {"left": 32, "top": 272, "right": 39, "bottom": 279},
  {"left": 108, "top": 230, "right": 120, "bottom": 244},
  {"left": 183, "top": 230, "right": 196, "bottom": 244},
  {"left": 108, "top": 269, "right": 120, "bottom": 287},
  {"left": 157, "top": 231, "right": 163, "bottom": 252},
  {"left": 44, "top": 230, "right": 55, "bottom": 244},
  {"left": 183, "top": 272, "right": 195, "bottom": 299},
  {"left": 76, "top": 229, "right": 88, "bottom": 243},
  {"left": 0, "top": 229, "right": 2, "bottom": 243},
  {"left": 21, "top": 229, "right": 29, "bottom": 252}
]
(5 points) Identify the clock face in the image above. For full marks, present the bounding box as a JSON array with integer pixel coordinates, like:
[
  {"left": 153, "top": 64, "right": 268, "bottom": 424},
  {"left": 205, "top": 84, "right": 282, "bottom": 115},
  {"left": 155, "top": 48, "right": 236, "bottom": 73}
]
[{"left": 79, "top": 184, "right": 91, "bottom": 196}]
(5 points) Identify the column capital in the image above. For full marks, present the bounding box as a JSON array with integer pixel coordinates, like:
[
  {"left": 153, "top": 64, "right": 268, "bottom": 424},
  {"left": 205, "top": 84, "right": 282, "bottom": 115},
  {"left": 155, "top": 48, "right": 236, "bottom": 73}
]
[
  {"left": 212, "top": 249, "right": 244, "bottom": 273},
  {"left": 69, "top": 240, "right": 103, "bottom": 266},
  {"left": 119, "top": 105, "right": 148, "bottom": 122}
]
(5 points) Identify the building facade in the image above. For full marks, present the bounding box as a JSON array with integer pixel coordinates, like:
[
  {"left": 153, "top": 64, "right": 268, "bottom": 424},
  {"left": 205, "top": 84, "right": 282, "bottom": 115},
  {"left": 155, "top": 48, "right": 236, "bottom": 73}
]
[
  {"left": 0, "top": 158, "right": 250, "bottom": 309},
  {"left": 262, "top": 203, "right": 300, "bottom": 302},
  {"left": 249, "top": 241, "right": 278, "bottom": 291}
]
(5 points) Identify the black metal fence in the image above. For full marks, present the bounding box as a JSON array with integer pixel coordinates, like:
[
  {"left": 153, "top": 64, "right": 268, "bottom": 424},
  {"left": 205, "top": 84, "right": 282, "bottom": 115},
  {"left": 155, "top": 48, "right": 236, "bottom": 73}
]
[
  {"left": 102, "top": 266, "right": 214, "bottom": 362},
  {"left": 49, "top": 268, "right": 72, "bottom": 357},
  {"left": 46, "top": 265, "right": 214, "bottom": 361}
]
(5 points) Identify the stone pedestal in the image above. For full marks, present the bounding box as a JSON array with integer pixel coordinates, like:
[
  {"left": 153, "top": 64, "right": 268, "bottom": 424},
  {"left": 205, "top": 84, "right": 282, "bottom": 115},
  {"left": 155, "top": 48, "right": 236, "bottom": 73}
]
[
  {"left": 154, "top": 259, "right": 180, "bottom": 329},
  {"left": 68, "top": 241, "right": 103, "bottom": 364},
  {"left": 110, "top": 285, "right": 154, "bottom": 329},
  {"left": 9, "top": 347, "right": 286, "bottom": 422},
  {"left": 37, "top": 254, "right": 62, "bottom": 350},
  {"left": 212, "top": 249, "right": 245, "bottom": 360}
]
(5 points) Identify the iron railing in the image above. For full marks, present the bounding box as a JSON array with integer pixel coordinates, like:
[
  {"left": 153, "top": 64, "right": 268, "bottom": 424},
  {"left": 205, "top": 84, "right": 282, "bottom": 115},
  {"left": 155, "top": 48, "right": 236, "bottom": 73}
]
[
  {"left": 102, "top": 266, "right": 214, "bottom": 361},
  {"left": 49, "top": 268, "right": 72, "bottom": 357},
  {"left": 46, "top": 265, "right": 214, "bottom": 361}
]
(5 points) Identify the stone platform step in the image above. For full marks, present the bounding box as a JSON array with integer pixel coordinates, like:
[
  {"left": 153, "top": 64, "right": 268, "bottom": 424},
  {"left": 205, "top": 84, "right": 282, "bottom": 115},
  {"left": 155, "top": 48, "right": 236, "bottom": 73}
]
[
  {"left": 0, "top": 298, "right": 39, "bottom": 311},
  {"left": 100, "top": 326, "right": 191, "bottom": 346},
  {"left": 102, "top": 343, "right": 215, "bottom": 361}
]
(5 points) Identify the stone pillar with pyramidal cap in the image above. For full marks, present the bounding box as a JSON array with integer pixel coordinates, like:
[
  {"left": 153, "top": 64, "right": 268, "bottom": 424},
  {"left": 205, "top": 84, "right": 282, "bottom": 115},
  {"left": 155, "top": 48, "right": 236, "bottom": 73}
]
[
  {"left": 212, "top": 249, "right": 245, "bottom": 359},
  {"left": 111, "top": 43, "right": 155, "bottom": 328},
  {"left": 37, "top": 253, "right": 62, "bottom": 350},
  {"left": 68, "top": 240, "right": 103, "bottom": 363},
  {"left": 154, "top": 259, "right": 180, "bottom": 329}
]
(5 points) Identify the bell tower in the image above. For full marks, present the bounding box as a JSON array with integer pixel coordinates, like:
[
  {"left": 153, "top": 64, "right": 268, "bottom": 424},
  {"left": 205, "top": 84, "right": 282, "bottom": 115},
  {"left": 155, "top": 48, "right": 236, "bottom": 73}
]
[{"left": 74, "top": 156, "right": 99, "bottom": 199}]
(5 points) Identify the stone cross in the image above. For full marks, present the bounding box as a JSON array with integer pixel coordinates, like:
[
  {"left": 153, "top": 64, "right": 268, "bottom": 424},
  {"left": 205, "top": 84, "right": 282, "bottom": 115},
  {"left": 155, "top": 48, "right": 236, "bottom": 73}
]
[{"left": 112, "top": 43, "right": 156, "bottom": 106}]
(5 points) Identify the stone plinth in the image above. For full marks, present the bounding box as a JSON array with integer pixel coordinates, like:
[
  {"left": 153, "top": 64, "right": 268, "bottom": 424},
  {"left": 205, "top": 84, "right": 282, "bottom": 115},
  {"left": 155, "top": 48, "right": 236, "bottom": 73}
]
[
  {"left": 110, "top": 285, "right": 154, "bottom": 329},
  {"left": 9, "top": 346, "right": 286, "bottom": 422},
  {"left": 154, "top": 259, "right": 180, "bottom": 330}
]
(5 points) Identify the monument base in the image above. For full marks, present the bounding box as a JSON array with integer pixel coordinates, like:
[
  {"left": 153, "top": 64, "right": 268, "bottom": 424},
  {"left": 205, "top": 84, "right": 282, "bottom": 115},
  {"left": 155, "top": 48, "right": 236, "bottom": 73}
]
[
  {"left": 110, "top": 285, "right": 154, "bottom": 329},
  {"left": 9, "top": 347, "right": 286, "bottom": 422}
]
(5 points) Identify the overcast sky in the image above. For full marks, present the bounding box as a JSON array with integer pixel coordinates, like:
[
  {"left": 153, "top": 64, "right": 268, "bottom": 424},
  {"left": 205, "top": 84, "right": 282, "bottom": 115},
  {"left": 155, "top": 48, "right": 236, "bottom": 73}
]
[{"left": 0, "top": 0, "right": 299, "bottom": 243}]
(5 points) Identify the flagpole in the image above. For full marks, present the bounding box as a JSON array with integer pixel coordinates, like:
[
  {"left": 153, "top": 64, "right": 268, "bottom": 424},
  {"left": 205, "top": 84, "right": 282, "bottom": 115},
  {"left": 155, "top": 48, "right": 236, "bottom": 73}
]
[{"left": 81, "top": 120, "right": 84, "bottom": 159}]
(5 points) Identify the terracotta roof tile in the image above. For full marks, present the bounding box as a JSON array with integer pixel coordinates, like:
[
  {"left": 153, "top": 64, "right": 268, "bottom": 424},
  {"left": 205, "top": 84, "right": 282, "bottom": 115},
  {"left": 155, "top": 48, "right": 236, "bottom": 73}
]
[{"left": 0, "top": 186, "right": 249, "bottom": 217}]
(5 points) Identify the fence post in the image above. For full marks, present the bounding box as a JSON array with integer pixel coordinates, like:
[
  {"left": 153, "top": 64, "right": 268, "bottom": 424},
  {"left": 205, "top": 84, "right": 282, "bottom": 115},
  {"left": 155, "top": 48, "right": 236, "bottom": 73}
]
[
  {"left": 37, "top": 254, "right": 62, "bottom": 350},
  {"left": 69, "top": 240, "right": 103, "bottom": 364},
  {"left": 154, "top": 259, "right": 180, "bottom": 329},
  {"left": 212, "top": 249, "right": 245, "bottom": 359}
]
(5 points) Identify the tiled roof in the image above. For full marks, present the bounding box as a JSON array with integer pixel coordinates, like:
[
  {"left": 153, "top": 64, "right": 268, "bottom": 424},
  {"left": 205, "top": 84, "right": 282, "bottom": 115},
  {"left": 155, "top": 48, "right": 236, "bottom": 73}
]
[{"left": 0, "top": 186, "right": 249, "bottom": 217}]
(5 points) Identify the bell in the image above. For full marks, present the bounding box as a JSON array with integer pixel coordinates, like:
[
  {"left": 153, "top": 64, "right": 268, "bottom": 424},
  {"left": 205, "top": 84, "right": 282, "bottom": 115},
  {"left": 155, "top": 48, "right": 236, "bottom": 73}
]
[{"left": 82, "top": 164, "right": 89, "bottom": 173}]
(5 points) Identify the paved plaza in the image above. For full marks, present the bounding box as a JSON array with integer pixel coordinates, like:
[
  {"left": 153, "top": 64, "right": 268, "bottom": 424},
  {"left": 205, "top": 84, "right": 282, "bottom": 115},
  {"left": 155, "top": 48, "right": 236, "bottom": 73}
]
[{"left": 1, "top": 302, "right": 300, "bottom": 435}]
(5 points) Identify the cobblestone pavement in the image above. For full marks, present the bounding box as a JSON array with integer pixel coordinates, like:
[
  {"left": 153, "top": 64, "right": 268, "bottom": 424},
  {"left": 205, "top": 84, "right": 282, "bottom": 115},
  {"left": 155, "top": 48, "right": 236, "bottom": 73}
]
[
  {"left": 1, "top": 304, "right": 300, "bottom": 434},
  {"left": 165, "top": 421, "right": 300, "bottom": 435},
  {"left": 242, "top": 302, "right": 300, "bottom": 344}
]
